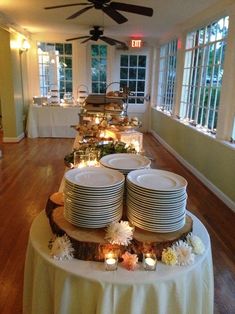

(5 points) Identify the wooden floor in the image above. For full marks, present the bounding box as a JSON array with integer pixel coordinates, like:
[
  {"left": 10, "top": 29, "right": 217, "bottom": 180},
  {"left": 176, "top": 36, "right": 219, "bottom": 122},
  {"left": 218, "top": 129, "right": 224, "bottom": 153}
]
[{"left": 0, "top": 132, "right": 234, "bottom": 314}]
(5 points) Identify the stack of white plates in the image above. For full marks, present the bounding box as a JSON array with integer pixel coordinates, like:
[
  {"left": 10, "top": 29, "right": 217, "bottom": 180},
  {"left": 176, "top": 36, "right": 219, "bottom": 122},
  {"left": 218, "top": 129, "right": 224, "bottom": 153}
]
[
  {"left": 64, "top": 167, "right": 125, "bottom": 228},
  {"left": 99, "top": 153, "right": 151, "bottom": 175},
  {"left": 126, "top": 169, "right": 188, "bottom": 233},
  {"left": 100, "top": 153, "right": 151, "bottom": 204}
]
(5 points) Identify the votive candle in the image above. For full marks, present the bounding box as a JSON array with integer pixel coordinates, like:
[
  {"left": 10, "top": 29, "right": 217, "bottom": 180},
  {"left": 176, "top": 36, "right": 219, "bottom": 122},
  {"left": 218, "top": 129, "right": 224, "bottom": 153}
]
[
  {"left": 105, "top": 253, "right": 118, "bottom": 271},
  {"left": 143, "top": 253, "right": 157, "bottom": 271}
]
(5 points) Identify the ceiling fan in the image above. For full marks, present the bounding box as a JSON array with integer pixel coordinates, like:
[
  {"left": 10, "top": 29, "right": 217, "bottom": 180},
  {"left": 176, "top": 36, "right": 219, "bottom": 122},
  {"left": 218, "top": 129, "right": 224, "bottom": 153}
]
[
  {"left": 66, "top": 25, "right": 128, "bottom": 48},
  {"left": 44, "top": 0, "right": 153, "bottom": 24}
]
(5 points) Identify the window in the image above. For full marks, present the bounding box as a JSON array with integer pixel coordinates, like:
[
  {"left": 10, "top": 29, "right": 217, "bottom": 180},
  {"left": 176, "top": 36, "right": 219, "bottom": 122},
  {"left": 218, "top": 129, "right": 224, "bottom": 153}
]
[
  {"left": 157, "top": 39, "right": 178, "bottom": 112},
  {"left": 37, "top": 42, "right": 73, "bottom": 99},
  {"left": 91, "top": 45, "right": 107, "bottom": 93},
  {"left": 120, "top": 54, "right": 147, "bottom": 104},
  {"left": 180, "top": 16, "right": 229, "bottom": 133}
]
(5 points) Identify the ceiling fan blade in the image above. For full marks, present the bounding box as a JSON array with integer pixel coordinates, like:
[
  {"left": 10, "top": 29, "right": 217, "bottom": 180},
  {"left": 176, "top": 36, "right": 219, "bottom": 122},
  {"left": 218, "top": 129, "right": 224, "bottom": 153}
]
[
  {"left": 100, "top": 36, "right": 116, "bottom": 45},
  {"left": 66, "top": 5, "right": 93, "bottom": 19},
  {"left": 81, "top": 37, "right": 93, "bottom": 43},
  {"left": 66, "top": 36, "right": 90, "bottom": 41},
  {"left": 110, "top": 2, "right": 153, "bottom": 17},
  {"left": 44, "top": 3, "right": 89, "bottom": 10},
  {"left": 102, "top": 6, "right": 127, "bottom": 24}
]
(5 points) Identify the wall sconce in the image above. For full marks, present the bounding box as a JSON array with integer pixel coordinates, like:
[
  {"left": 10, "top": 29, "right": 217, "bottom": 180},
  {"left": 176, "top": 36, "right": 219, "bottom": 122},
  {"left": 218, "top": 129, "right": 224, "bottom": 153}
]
[{"left": 20, "top": 39, "right": 30, "bottom": 53}]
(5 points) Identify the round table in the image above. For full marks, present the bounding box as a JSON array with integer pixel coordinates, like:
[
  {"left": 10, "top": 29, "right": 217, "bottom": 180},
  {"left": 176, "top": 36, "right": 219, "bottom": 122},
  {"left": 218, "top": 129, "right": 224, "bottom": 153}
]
[{"left": 23, "top": 211, "right": 214, "bottom": 314}]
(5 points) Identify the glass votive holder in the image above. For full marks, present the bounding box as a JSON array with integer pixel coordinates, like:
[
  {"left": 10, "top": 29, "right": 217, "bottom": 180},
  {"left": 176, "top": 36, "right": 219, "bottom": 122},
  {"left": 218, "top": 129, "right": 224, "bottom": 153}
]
[
  {"left": 74, "top": 151, "right": 89, "bottom": 168},
  {"left": 143, "top": 253, "right": 157, "bottom": 271},
  {"left": 87, "top": 152, "right": 98, "bottom": 167},
  {"left": 104, "top": 253, "right": 118, "bottom": 271}
]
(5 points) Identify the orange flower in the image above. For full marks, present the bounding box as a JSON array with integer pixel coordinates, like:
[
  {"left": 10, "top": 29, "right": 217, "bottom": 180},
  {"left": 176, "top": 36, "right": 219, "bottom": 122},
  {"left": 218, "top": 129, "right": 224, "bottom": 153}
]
[{"left": 121, "top": 251, "right": 138, "bottom": 271}]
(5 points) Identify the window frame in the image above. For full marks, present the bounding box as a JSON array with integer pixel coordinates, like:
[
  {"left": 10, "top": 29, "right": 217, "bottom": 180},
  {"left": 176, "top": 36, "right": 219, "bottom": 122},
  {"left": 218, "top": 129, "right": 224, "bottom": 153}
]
[
  {"left": 37, "top": 42, "right": 73, "bottom": 99},
  {"left": 90, "top": 44, "right": 107, "bottom": 94},
  {"left": 157, "top": 39, "right": 178, "bottom": 113},
  {"left": 119, "top": 53, "right": 147, "bottom": 104},
  {"left": 179, "top": 16, "right": 229, "bottom": 134}
]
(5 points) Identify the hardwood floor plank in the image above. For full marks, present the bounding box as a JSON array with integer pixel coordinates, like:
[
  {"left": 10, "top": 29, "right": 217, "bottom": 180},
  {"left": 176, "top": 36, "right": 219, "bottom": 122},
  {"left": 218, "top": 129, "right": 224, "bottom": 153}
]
[{"left": 0, "top": 133, "right": 234, "bottom": 314}]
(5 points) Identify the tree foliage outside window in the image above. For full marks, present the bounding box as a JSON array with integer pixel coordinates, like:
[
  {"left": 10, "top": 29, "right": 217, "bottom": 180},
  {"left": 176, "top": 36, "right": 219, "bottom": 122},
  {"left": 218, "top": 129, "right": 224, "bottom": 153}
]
[
  {"left": 37, "top": 42, "right": 73, "bottom": 99},
  {"left": 180, "top": 16, "right": 229, "bottom": 133},
  {"left": 120, "top": 54, "right": 147, "bottom": 104},
  {"left": 91, "top": 45, "right": 107, "bottom": 93},
  {"left": 157, "top": 39, "right": 178, "bottom": 112}
]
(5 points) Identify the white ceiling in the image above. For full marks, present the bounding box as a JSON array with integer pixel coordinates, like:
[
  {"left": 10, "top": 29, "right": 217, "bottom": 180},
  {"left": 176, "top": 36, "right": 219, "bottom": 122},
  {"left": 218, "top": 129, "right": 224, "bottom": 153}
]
[{"left": 0, "top": 0, "right": 231, "bottom": 41}]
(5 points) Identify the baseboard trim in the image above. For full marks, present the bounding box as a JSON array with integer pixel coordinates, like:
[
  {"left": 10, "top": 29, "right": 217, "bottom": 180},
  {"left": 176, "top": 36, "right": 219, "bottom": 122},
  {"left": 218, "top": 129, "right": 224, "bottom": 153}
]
[
  {"left": 150, "top": 130, "right": 235, "bottom": 212},
  {"left": 3, "top": 132, "right": 25, "bottom": 143}
]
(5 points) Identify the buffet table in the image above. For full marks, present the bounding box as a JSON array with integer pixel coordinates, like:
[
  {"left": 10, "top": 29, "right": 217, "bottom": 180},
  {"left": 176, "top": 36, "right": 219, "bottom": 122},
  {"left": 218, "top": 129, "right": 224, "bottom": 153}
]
[
  {"left": 26, "top": 105, "right": 80, "bottom": 138},
  {"left": 23, "top": 210, "right": 214, "bottom": 314}
]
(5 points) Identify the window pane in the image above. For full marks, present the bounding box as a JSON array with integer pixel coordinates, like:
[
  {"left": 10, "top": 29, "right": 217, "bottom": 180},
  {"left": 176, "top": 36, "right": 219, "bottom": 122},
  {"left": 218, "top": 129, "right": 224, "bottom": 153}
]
[
  {"left": 55, "top": 44, "right": 64, "bottom": 54},
  {"left": 92, "top": 83, "right": 99, "bottom": 93},
  {"left": 65, "top": 43, "right": 72, "bottom": 55},
  {"left": 100, "top": 45, "right": 107, "bottom": 57},
  {"left": 138, "top": 68, "right": 146, "bottom": 79},
  {"left": 129, "top": 68, "right": 137, "bottom": 79},
  {"left": 92, "top": 68, "right": 98, "bottom": 81},
  {"left": 91, "top": 45, "right": 99, "bottom": 56},
  {"left": 129, "top": 80, "right": 136, "bottom": 91},
  {"left": 100, "top": 68, "right": 106, "bottom": 81},
  {"left": 121, "top": 55, "right": 128, "bottom": 66},
  {"left": 137, "top": 81, "right": 145, "bottom": 92},
  {"left": 65, "top": 57, "right": 72, "bottom": 68},
  {"left": 130, "top": 55, "right": 137, "bottom": 67},
  {"left": 65, "top": 81, "right": 72, "bottom": 92},
  {"left": 100, "top": 82, "right": 106, "bottom": 93},
  {"left": 138, "top": 55, "right": 146, "bottom": 67},
  {"left": 120, "top": 68, "right": 128, "bottom": 79},
  {"left": 65, "top": 69, "right": 72, "bottom": 81}
]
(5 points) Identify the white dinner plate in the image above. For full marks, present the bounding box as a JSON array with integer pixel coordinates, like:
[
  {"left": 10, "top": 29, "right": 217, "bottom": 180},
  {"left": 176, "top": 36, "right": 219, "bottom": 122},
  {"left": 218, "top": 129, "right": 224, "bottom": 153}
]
[
  {"left": 64, "top": 207, "right": 122, "bottom": 219},
  {"left": 127, "top": 189, "right": 187, "bottom": 204},
  {"left": 65, "top": 179, "right": 124, "bottom": 192},
  {"left": 127, "top": 181, "right": 186, "bottom": 197},
  {"left": 127, "top": 169, "right": 187, "bottom": 191},
  {"left": 127, "top": 194, "right": 187, "bottom": 209},
  {"left": 127, "top": 205, "right": 185, "bottom": 221},
  {"left": 64, "top": 190, "right": 122, "bottom": 204},
  {"left": 64, "top": 199, "right": 123, "bottom": 212},
  {"left": 65, "top": 167, "right": 124, "bottom": 188},
  {"left": 127, "top": 213, "right": 185, "bottom": 233},
  {"left": 127, "top": 200, "right": 185, "bottom": 216},
  {"left": 64, "top": 210, "right": 122, "bottom": 228},
  {"left": 100, "top": 153, "right": 151, "bottom": 170}
]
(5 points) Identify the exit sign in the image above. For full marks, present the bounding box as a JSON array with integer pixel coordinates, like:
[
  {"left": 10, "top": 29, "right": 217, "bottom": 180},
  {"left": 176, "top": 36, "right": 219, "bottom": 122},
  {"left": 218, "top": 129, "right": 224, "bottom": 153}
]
[{"left": 131, "top": 39, "right": 143, "bottom": 48}]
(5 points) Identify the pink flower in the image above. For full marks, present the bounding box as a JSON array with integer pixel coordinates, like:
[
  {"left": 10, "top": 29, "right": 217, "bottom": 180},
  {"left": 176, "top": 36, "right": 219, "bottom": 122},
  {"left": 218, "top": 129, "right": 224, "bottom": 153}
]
[{"left": 121, "top": 251, "right": 138, "bottom": 271}]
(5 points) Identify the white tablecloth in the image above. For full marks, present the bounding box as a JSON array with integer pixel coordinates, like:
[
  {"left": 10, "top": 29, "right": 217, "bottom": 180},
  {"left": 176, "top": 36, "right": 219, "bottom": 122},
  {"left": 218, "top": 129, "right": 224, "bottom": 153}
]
[
  {"left": 26, "top": 105, "right": 80, "bottom": 138},
  {"left": 23, "top": 211, "right": 214, "bottom": 314}
]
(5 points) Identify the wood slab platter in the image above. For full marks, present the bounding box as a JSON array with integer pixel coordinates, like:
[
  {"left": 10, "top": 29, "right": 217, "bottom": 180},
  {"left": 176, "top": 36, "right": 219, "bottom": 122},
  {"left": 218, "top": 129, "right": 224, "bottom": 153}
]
[{"left": 47, "top": 202, "right": 193, "bottom": 262}]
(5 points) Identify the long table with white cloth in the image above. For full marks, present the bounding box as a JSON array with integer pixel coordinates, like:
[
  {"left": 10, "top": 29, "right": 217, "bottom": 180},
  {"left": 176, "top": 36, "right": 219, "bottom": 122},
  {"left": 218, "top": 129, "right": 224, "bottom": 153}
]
[
  {"left": 23, "top": 209, "right": 214, "bottom": 314},
  {"left": 26, "top": 105, "right": 80, "bottom": 138}
]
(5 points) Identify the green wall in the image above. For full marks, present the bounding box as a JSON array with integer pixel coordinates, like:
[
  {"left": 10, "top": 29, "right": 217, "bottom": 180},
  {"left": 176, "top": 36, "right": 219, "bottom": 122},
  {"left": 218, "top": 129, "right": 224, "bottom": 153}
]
[
  {"left": 0, "top": 28, "right": 24, "bottom": 139},
  {"left": 151, "top": 109, "right": 235, "bottom": 205}
]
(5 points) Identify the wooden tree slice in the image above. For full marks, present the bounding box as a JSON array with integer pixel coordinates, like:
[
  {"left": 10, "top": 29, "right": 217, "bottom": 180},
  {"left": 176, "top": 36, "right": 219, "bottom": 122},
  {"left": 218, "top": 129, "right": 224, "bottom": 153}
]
[
  {"left": 49, "top": 206, "right": 193, "bottom": 262},
  {"left": 45, "top": 192, "right": 64, "bottom": 218}
]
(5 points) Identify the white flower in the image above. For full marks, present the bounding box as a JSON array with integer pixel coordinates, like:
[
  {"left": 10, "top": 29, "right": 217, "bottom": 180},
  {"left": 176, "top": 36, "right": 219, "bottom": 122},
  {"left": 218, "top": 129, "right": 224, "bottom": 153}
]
[
  {"left": 187, "top": 233, "right": 205, "bottom": 255},
  {"left": 172, "top": 240, "right": 195, "bottom": 266},
  {"left": 50, "top": 235, "right": 74, "bottom": 261},
  {"left": 105, "top": 221, "right": 134, "bottom": 246}
]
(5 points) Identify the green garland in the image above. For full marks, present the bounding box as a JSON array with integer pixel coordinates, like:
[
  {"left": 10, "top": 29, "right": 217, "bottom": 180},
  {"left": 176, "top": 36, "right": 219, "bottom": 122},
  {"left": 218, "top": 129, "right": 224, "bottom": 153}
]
[{"left": 64, "top": 141, "right": 136, "bottom": 167}]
